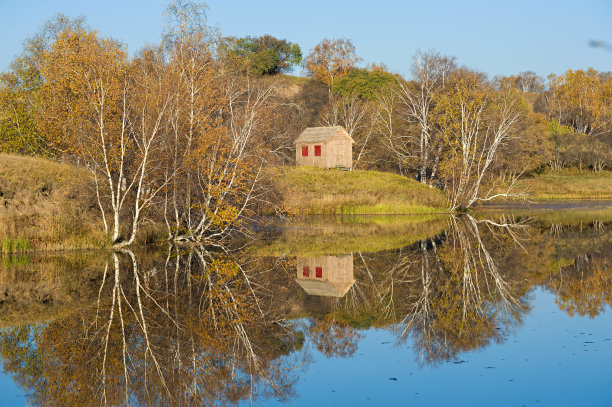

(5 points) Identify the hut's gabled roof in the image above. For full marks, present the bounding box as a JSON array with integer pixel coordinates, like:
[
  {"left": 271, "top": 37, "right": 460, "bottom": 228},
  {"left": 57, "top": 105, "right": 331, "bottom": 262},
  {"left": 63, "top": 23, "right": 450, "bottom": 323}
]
[
  {"left": 296, "top": 278, "right": 355, "bottom": 298},
  {"left": 294, "top": 126, "right": 354, "bottom": 145}
]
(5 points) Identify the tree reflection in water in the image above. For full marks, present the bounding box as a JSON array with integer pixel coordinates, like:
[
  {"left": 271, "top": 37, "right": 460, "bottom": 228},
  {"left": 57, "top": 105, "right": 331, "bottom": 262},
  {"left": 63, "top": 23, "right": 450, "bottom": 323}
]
[
  {"left": 0, "top": 246, "right": 304, "bottom": 406},
  {"left": 394, "top": 215, "right": 531, "bottom": 365},
  {"left": 0, "top": 213, "right": 609, "bottom": 405},
  {"left": 545, "top": 219, "right": 612, "bottom": 318}
]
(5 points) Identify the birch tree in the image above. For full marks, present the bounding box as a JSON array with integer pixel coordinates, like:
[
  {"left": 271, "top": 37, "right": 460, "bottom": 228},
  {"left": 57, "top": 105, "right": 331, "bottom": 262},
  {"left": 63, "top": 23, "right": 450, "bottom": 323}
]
[
  {"left": 163, "top": 0, "right": 223, "bottom": 239},
  {"left": 395, "top": 50, "right": 456, "bottom": 184},
  {"left": 435, "top": 70, "right": 525, "bottom": 210},
  {"left": 180, "top": 77, "right": 277, "bottom": 242},
  {"left": 547, "top": 68, "right": 612, "bottom": 136},
  {"left": 319, "top": 91, "right": 373, "bottom": 167},
  {"left": 39, "top": 30, "right": 174, "bottom": 247}
]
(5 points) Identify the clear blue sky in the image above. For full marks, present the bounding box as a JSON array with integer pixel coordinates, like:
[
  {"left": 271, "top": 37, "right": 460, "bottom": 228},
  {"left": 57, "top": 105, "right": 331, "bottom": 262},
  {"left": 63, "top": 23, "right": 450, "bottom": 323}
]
[{"left": 1, "top": 0, "right": 611, "bottom": 79}]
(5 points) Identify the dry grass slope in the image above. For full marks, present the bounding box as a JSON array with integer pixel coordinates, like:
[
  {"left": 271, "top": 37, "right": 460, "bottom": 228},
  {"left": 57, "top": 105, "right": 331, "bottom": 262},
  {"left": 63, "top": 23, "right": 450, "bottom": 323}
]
[
  {"left": 519, "top": 170, "right": 612, "bottom": 200},
  {"left": 0, "top": 154, "right": 107, "bottom": 252},
  {"left": 273, "top": 166, "right": 448, "bottom": 215}
]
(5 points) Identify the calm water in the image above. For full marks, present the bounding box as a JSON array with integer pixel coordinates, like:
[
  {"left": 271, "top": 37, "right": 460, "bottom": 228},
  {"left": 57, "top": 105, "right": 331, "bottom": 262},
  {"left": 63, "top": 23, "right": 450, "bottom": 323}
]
[{"left": 0, "top": 204, "right": 610, "bottom": 406}]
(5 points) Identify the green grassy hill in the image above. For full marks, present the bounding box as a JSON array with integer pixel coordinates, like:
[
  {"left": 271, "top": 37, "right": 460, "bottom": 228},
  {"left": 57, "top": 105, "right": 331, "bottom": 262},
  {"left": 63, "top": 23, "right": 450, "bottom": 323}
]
[{"left": 272, "top": 166, "right": 448, "bottom": 215}]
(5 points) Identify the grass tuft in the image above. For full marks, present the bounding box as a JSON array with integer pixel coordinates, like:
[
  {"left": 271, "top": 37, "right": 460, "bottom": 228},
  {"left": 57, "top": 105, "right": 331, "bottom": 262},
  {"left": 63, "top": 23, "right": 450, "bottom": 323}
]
[{"left": 1, "top": 238, "right": 31, "bottom": 254}]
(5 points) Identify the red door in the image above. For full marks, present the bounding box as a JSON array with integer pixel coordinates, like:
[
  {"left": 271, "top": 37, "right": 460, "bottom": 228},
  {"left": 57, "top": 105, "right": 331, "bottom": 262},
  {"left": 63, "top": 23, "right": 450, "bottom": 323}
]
[
  {"left": 315, "top": 267, "right": 322, "bottom": 278},
  {"left": 302, "top": 266, "right": 310, "bottom": 277},
  {"left": 301, "top": 146, "right": 308, "bottom": 156},
  {"left": 314, "top": 145, "right": 321, "bottom": 156}
]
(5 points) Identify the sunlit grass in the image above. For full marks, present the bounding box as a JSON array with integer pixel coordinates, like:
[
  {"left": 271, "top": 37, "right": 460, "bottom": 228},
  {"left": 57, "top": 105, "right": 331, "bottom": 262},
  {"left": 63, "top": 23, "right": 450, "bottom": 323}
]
[
  {"left": 272, "top": 166, "right": 448, "bottom": 215},
  {"left": 1, "top": 238, "right": 31, "bottom": 254},
  {"left": 519, "top": 170, "right": 612, "bottom": 200},
  {"left": 0, "top": 153, "right": 91, "bottom": 192},
  {"left": 0, "top": 153, "right": 109, "bottom": 252}
]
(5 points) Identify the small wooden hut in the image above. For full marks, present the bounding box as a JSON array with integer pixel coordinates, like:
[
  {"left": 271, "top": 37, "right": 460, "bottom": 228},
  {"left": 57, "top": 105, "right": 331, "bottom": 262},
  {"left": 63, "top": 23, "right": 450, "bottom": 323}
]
[
  {"left": 294, "top": 126, "right": 354, "bottom": 169},
  {"left": 295, "top": 254, "right": 355, "bottom": 298}
]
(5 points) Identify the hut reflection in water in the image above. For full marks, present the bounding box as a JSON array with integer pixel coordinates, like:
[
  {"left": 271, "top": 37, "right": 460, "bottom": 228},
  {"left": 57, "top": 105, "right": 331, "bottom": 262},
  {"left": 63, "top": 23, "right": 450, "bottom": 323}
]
[{"left": 295, "top": 254, "right": 355, "bottom": 298}]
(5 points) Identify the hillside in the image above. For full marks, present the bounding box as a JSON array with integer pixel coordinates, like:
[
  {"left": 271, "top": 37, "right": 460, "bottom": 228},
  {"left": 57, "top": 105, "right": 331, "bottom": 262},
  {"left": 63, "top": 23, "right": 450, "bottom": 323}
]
[
  {"left": 519, "top": 170, "right": 612, "bottom": 200},
  {"left": 0, "top": 154, "right": 449, "bottom": 253},
  {"left": 0, "top": 154, "right": 106, "bottom": 252},
  {"left": 272, "top": 166, "right": 448, "bottom": 215}
]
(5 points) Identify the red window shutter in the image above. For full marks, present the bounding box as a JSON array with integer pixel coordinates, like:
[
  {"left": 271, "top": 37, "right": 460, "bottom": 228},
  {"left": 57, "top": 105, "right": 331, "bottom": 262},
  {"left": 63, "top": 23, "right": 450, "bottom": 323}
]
[
  {"left": 315, "top": 267, "right": 322, "bottom": 278},
  {"left": 301, "top": 146, "right": 308, "bottom": 157},
  {"left": 302, "top": 266, "right": 310, "bottom": 277},
  {"left": 314, "top": 145, "right": 321, "bottom": 156}
]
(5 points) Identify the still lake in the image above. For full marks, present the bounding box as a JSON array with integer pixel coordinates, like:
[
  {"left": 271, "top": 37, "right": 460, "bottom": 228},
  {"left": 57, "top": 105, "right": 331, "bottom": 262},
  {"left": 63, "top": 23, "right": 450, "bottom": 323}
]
[{"left": 0, "top": 201, "right": 610, "bottom": 406}]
